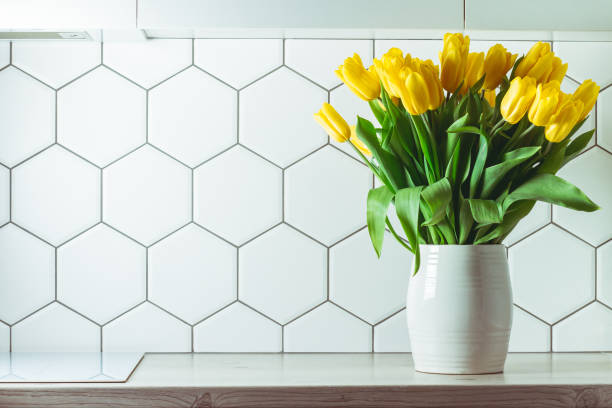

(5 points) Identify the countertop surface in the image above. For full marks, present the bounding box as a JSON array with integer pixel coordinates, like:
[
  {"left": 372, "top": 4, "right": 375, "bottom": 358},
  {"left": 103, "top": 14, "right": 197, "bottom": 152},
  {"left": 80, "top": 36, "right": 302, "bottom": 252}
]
[{"left": 1, "top": 353, "right": 612, "bottom": 407}]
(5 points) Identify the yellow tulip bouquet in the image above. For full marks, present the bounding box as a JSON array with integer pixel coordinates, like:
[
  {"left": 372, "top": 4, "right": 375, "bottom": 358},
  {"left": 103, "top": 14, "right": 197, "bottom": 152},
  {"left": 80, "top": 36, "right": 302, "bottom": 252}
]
[{"left": 314, "top": 34, "right": 600, "bottom": 274}]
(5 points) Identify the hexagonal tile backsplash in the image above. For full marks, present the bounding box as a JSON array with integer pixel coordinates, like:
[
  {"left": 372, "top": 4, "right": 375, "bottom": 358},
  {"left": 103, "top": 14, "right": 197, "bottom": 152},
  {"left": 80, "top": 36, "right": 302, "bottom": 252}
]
[{"left": 0, "top": 38, "right": 611, "bottom": 353}]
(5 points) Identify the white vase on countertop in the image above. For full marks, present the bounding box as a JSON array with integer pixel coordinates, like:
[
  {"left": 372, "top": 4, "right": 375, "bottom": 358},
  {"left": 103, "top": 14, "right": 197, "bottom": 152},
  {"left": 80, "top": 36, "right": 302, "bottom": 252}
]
[{"left": 406, "top": 244, "right": 513, "bottom": 374}]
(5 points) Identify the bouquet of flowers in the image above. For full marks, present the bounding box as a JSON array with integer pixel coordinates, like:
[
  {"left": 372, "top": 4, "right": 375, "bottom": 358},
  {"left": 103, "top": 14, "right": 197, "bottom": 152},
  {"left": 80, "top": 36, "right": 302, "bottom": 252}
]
[{"left": 314, "top": 33, "right": 599, "bottom": 273}]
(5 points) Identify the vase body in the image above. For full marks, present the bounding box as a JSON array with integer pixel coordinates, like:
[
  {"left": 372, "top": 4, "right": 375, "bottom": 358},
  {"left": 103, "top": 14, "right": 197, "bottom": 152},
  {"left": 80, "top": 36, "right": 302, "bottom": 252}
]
[{"left": 406, "top": 245, "right": 512, "bottom": 374}]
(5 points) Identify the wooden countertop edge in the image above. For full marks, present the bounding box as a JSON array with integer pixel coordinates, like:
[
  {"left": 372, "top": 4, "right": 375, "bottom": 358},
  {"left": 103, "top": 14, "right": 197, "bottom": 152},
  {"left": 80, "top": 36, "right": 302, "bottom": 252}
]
[{"left": 2, "top": 384, "right": 612, "bottom": 407}]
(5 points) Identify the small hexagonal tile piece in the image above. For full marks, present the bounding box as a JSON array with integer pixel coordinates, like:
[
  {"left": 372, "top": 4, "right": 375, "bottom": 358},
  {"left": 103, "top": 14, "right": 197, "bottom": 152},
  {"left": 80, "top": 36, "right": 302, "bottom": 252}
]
[
  {"left": 103, "top": 146, "right": 191, "bottom": 246},
  {"left": 240, "top": 67, "right": 327, "bottom": 167},
  {"left": 285, "top": 39, "right": 373, "bottom": 89},
  {"left": 561, "top": 77, "right": 596, "bottom": 149},
  {"left": 104, "top": 39, "right": 191, "bottom": 88},
  {"left": 57, "top": 67, "right": 146, "bottom": 167},
  {"left": 12, "top": 146, "right": 100, "bottom": 245},
  {"left": 194, "top": 146, "right": 281, "bottom": 245},
  {"left": 598, "top": 87, "right": 612, "bottom": 152},
  {"left": 554, "top": 148, "right": 612, "bottom": 246},
  {"left": 554, "top": 42, "right": 612, "bottom": 87},
  {"left": 12, "top": 303, "right": 100, "bottom": 352},
  {"left": 508, "top": 306, "right": 550, "bottom": 352},
  {"left": 194, "top": 39, "right": 282, "bottom": 89},
  {"left": 0, "top": 67, "right": 54, "bottom": 167},
  {"left": 0, "top": 224, "right": 54, "bottom": 324},
  {"left": 0, "top": 166, "right": 8, "bottom": 225},
  {"left": 503, "top": 201, "right": 551, "bottom": 246},
  {"left": 149, "top": 67, "right": 237, "bottom": 167},
  {"left": 285, "top": 147, "right": 371, "bottom": 246},
  {"left": 12, "top": 42, "right": 100, "bottom": 88},
  {"left": 0, "top": 322, "right": 8, "bottom": 352},
  {"left": 284, "top": 302, "right": 371, "bottom": 352},
  {"left": 330, "top": 229, "right": 411, "bottom": 324},
  {"left": 553, "top": 303, "right": 612, "bottom": 351},
  {"left": 374, "top": 310, "right": 410, "bottom": 352},
  {"left": 57, "top": 225, "right": 146, "bottom": 324},
  {"left": 149, "top": 224, "right": 236, "bottom": 324},
  {"left": 239, "top": 225, "right": 326, "bottom": 324},
  {"left": 508, "top": 225, "right": 595, "bottom": 323},
  {"left": 193, "top": 303, "right": 281, "bottom": 352},
  {"left": 103, "top": 303, "right": 190, "bottom": 352},
  {"left": 597, "top": 241, "right": 612, "bottom": 307}
]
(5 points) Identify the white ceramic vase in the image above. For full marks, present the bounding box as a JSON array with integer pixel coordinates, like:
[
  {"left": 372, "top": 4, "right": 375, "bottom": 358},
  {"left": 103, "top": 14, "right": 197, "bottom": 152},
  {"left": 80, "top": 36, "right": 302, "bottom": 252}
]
[{"left": 406, "top": 245, "right": 513, "bottom": 374}]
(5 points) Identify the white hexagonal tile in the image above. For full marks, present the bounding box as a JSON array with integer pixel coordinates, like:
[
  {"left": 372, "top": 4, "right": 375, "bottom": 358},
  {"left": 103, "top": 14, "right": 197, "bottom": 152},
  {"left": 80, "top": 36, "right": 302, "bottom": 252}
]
[
  {"left": 285, "top": 146, "right": 371, "bottom": 246},
  {"left": 149, "top": 67, "right": 236, "bottom": 167},
  {"left": 375, "top": 40, "right": 443, "bottom": 62},
  {"left": 555, "top": 148, "right": 612, "bottom": 246},
  {"left": 239, "top": 224, "right": 326, "bottom": 324},
  {"left": 553, "top": 303, "right": 612, "bottom": 351},
  {"left": 57, "top": 66, "right": 146, "bottom": 167},
  {"left": 239, "top": 67, "right": 327, "bottom": 167},
  {"left": 503, "top": 201, "right": 551, "bottom": 246},
  {"left": 0, "top": 66, "right": 54, "bottom": 167},
  {"left": 149, "top": 224, "right": 236, "bottom": 324},
  {"left": 329, "top": 84, "right": 377, "bottom": 160},
  {"left": 598, "top": 240, "right": 612, "bottom": 308},
  {"left": 373, "top": 310, "right": 410, "bottom": 352},
  {"left": 0, "top": 322, "right": 8, "bottom": 352},
  {"left": 560, "top": 77, "right": 596, "bottom": 149},
  {"left": 103, "top": 302, "right": 190, "bottom": 352},
  {"left": 286, "top": 40, "right": 373, "bottom": 89},
  {"left": 0, "top": 43, "right": 9, "bottom": 69},
  {"left": 330, "top": 229, "right": 411, "bottom": 324},
  {"left": 554, "top": 41, "right": 612, "bottom": 87},
  {"left": 103, "top": 146, "right": 191, "bottom": 246},
  {"left": 284, "top": 302, "right": 371, "bottom": 352},
  {"left": 508, "top": 225, "right": 595, "bottom": 323},
  {"left": 598, "top": 87, "right": 612, "bottom": 153},
  {"left": 104, "top": 39, "right": 191, "bottom": 88},
  {"left": 12, "top": 146, "right": 100, "bottom": 245},
  {"left": 57, "top": 224, "right": 146, "bottom": 324},
  {"left": 12, "top": 41, "right": 100, "bottom": 88},
  {"left": 194, "top": 146, "right": 281, "bottom": 245},
  {"left": 193, "top": 303, "right": 281, "bottom": 352},
  {"left": 194, "top": 39, "right": 282, "bottom": 89},
  {"left": 0, "top": 224, "right": 54, "bottom": 324},
  {"left": 12, "top": 303, "right": 100, "bottom": 352},
  {"left": 0, "top": 166, "right": 8, "bottom": 225},
  {"left": 508, "top": 306, "right": 550, "bottom": 352}
]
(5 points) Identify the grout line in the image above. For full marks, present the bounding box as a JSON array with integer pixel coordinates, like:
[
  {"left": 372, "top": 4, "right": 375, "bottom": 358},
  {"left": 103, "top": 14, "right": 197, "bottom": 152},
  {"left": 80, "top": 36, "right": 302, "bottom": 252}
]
[
  {"left": 145, "top": 247, "right": 149, "bottom": 300},
  {"left": 326, "top": 247, "right": 330, "bottom": 300},
  {"left": 54, "top": 247, "right": 58, "bottom": 300},
  {"left": 463, "top": 0, "right": 466, "bottom": 30}
]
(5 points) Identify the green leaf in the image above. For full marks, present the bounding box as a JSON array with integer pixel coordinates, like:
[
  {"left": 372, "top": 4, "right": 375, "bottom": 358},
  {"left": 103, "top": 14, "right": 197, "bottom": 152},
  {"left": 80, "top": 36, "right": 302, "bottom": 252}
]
[
  {"left": 474, "top": 200, "right": 534, "bottom": 244},
  {"left": 366, "top": 186, "right": 395, "bottom": 258},
  {"left": 395, "top": 186, "right": 424, "bottom": 275},
  {"left": 537, "top": 138, "right": 570, "bottom": 174},
  {"left": 421, "top": 178, "right": 453, "bottom": 226},
  {"left": 467, "top": 199, "right": 502, "bottom": 224},
  {"left": 458, "top": 195, "right": 474, "bottom": 244},
  {"left": 480, "top": 146, "right": 541, "bottom": 197},
  {"left": 470, "top": 133, "right": 488, "bottom": 197},
  {"left": 503, "top": 173, "right": 599, "bottom": 212},
  {"left": 447, "top": 113, "right": 470, "bottom": 133},
  {"left": 385, "top": 217, "right": 412, "bottom": 251},
  {"left": 368, "top": 100, "right": 386, "bottom": 125},
  {"left": 564, "top": 129, "right": 595, "bottom": 164}
]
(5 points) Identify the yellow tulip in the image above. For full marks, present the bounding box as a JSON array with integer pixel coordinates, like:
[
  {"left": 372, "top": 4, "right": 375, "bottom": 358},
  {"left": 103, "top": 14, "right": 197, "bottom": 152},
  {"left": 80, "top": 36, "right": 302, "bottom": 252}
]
[
  {"left": 335, "top": 54, "right": 380, "bottom": 101},
  {"left": 439, "top": 33, "right": 470, "bottom": 93},
  {"left": 572, "top": 79, "right": 599, "bottom": 120},
  {"left": 483, "top": 44, "right": 517, "bottom": 90},
  {"left": 545, "top": 99, "right": 584, "bottom": 142},
  {"left": 313, "top": 103, "right": 351, "bottom": 143},
  {"left": 500, "top": 76, "right": 537, "bottom": 124},
  {"left": 349, "top": 125, "right": 372, "bottom": 156},
  {"left": 373, "top": 48, "right": 409, "bottom": 98},
  {"left": 528, "top": 81, "right": 562, "bottom": 126},
  {"left": 514, "top": 42, "right": 568, "bottom": 84},
  {"left": 397, "top": 59, "right": 444, "bottom": 115},
  {"left": 484, "top": 89, "right": 496, "bottom": 107},
  {"left": 461, "top": 52, "right": 485, "bottom": 93}
]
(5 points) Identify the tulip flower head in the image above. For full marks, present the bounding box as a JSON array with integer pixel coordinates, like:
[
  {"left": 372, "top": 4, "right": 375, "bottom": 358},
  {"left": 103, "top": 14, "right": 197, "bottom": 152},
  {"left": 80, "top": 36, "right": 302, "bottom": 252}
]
[
  {"left": 373, "top": 48, "right": 410, "bottom": 98},
  {"left": 461, "top": 52, "right": 485, "bottom": 94},
  {"left": 572, "top": 79, "right": 599, "bottom": 120},
  {"left": 335, "top": 54, "right": 381, "bottom": 101},
  {"left": 484, "top": 89, "right": 496, "bottom": 107},
  {"left": 439, "top": 33, "right": 470, "bottom": 93},
  {"left": 528, "top": 80, "right": 562, "bottom": 126},
  {"left": 349, "top": 125, "right": 372, "bottom": 156},
  {"left": 397, "top": 58, "right": 445, "bottom": 115},
  {"left": 545, "top": 98, "right": 584, "bottom": 143},
  {"left": 500, "top": 76, "right": 537, "bottom": 124},
  {"left": 313, "top": 103, "right": 351, "bottom": 143},
  {"left": 483, "top": 44, "right": 517, "bottom": 90},
  {"left": 514, "top": 42, "right": 567, "bottom": 84}
]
